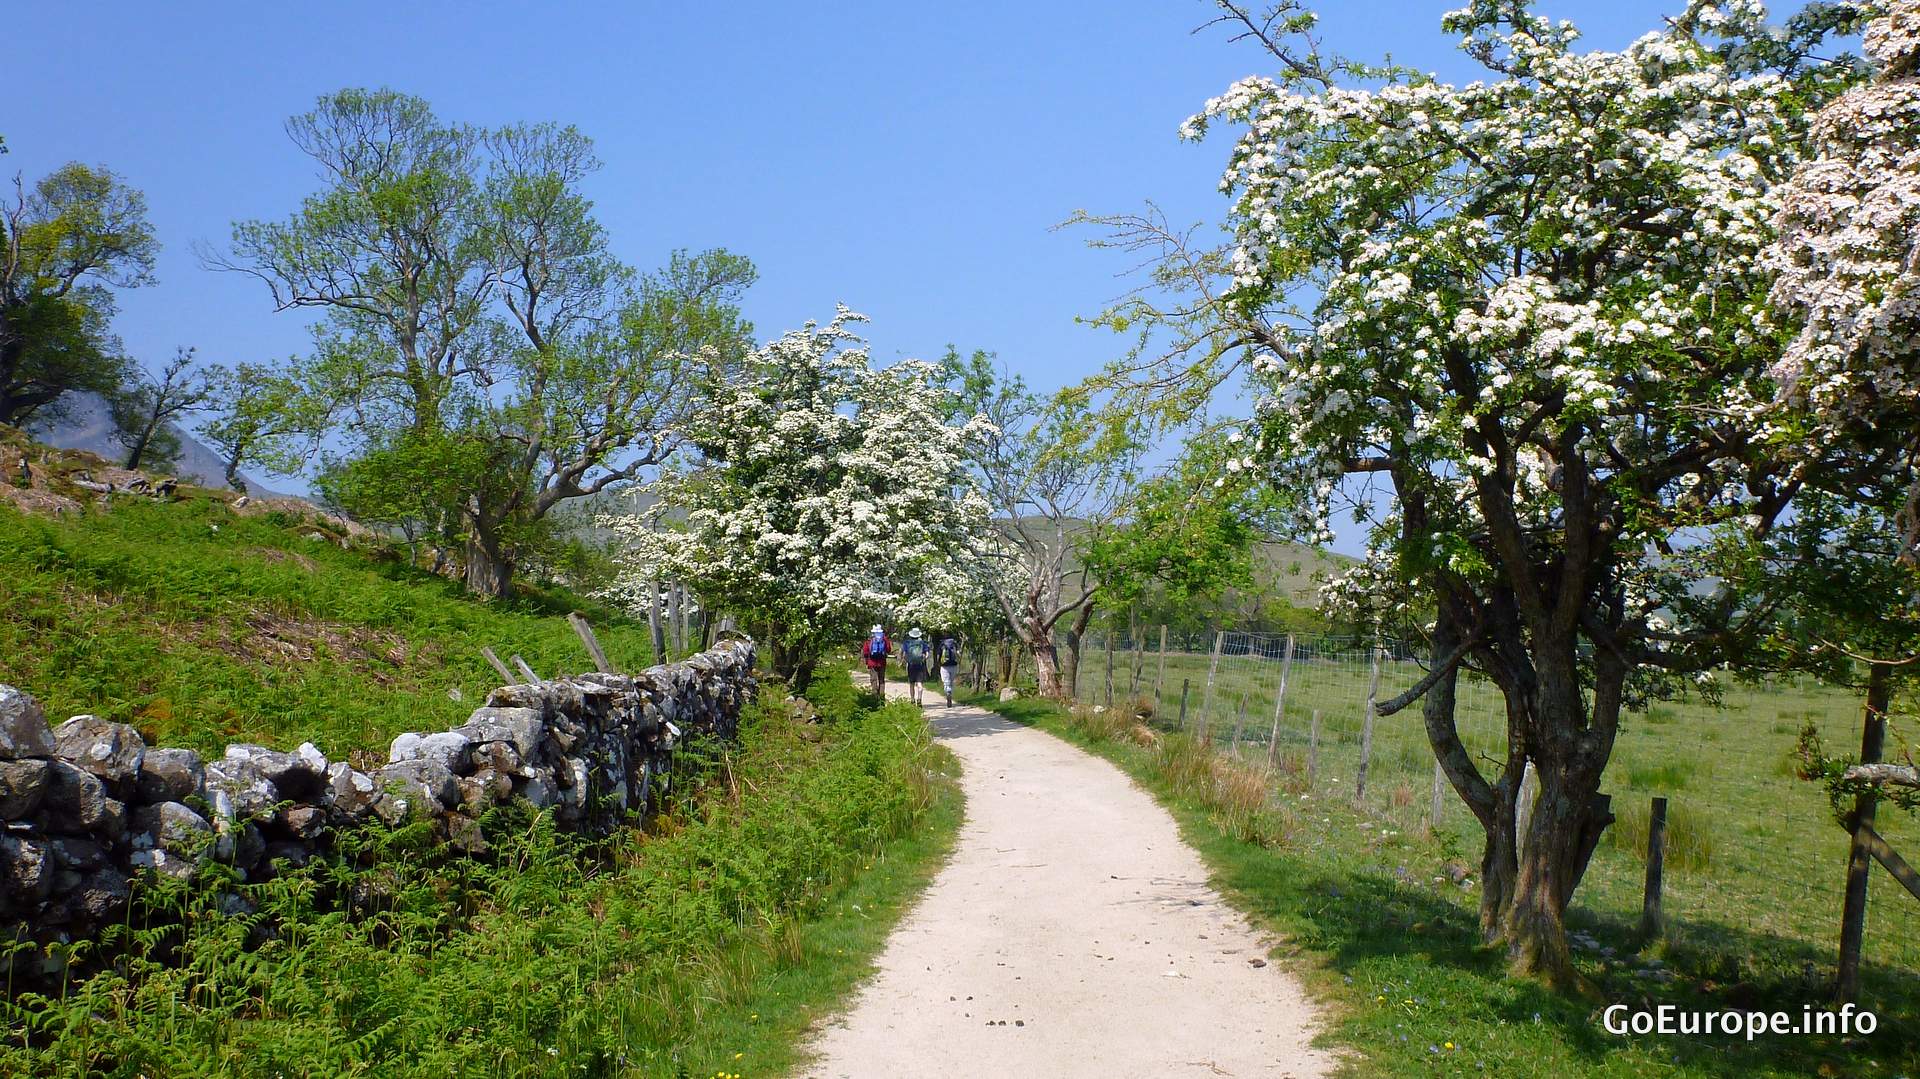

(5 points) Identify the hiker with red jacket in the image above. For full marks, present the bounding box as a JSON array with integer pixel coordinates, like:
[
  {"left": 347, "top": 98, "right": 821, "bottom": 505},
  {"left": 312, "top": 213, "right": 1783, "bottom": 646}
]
[{"left": 861, "top": 624, "right": 891, "bottom": 696}]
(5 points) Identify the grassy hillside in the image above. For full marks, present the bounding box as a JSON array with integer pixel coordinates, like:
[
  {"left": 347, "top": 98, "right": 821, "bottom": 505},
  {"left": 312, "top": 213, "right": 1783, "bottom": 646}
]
[{"left": 0, "top": 491, "right": 660, "bottom": 758}]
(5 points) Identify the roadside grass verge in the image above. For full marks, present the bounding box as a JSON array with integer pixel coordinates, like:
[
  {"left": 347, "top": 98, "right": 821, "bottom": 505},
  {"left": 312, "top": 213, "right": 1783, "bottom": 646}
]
[
  {"left": 0, "top": 497, "right": 660, "bottom": 755},
  {"left": 974, "top": 691, "right": 1920, "bottom": 1079},
  {"left": 1, "top": 685, "right": 960, "bottom": 1078}
]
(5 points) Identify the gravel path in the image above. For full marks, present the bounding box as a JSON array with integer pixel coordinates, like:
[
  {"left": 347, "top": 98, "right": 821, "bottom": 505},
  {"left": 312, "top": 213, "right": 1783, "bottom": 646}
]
[{"left": 800, "top": 686, "right": 1335, "bottom": 1077}]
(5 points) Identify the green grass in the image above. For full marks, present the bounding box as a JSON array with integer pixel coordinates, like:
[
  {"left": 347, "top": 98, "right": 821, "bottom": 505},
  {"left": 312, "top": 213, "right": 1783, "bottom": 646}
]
[
  {"left": 0, "top": 495, "right": 666, "bottom": 755},
  {"left": 975, "top": 689, "right": 1920, "bottom": 1078},
  {"left": 3, "top": 686, "right": 961, "bottom": 1077}
]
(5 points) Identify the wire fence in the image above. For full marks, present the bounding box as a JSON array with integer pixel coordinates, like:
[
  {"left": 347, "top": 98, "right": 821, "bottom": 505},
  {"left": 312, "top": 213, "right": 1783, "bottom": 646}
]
[
  {"left": 1011, "top": 625, "right": 1920, "bottom": 988},
  {"left": 1047, "top": 629, "right": 1505, "bottom": 831}
]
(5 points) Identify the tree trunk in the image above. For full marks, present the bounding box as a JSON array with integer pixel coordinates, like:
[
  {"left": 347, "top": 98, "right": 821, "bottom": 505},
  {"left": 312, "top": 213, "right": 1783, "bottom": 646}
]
[
  {"left": 1503, "top": 765, "right": 1599, "bottom": 991},
  {"left": 462, "top": 524, "right": 513, "bottom": 599},
  {"left": 996, "top": 642, "right": 1014, "bottom": 688},
  {"left": 1030, "top": 632, "right": 1065, "bottom": 698}
]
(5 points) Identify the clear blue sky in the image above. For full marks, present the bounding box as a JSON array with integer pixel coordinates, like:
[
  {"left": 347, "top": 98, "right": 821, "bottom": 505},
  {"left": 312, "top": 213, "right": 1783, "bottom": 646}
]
[{"left": 12, "top": 0, "right": 1679, "bottom": 550}]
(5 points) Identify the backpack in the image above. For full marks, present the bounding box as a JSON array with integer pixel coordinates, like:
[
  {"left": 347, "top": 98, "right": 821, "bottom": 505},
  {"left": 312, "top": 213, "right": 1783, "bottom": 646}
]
[
  {"left": 864, "top": 634, "right": 887, "bottom": 660},
  {"left": 904, "top": 639, "right": 929, "bottom": 664},
  {"left": 941, "top": 640, "right": 960, "bottom": 665}
]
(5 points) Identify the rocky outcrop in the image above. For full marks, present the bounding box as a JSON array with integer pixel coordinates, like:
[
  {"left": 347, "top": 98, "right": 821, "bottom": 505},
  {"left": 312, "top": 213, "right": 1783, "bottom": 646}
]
[{"left": 0, "top": 637, "right": 755, "bottom": 948}]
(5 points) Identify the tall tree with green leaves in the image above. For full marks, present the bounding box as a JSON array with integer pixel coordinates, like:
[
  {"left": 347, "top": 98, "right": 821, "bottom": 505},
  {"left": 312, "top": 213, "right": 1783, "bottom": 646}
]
[
  {"left": 195, "top": 360, "right": 317, "bottom": 491},
  {"left": 216, "top": 88, "right": 755, "bottom": 597},
  {"left": 0, "top": 161, "right": 155, "bottom": 425}
]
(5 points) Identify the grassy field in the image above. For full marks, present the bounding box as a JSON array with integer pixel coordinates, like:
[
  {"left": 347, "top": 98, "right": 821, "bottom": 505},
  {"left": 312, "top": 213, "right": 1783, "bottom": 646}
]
[
  {"left": 0, "top": 494, "right": 669, "bottom": 756},
  {"left": 5, "top": 679, "right": 961, "bottom": 1078},
  {"left": 993, "top": 637, "right": 1920, "bottom": 1076}
]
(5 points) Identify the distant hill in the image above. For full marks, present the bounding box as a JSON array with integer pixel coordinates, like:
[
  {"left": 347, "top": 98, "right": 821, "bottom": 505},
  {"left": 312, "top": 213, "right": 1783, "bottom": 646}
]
[
  {"left": 28, "top": 391, "right": 286, "bottom": 497},
  {"left": 1252, "top": 540, "right": 1354, "bottom": 608}
]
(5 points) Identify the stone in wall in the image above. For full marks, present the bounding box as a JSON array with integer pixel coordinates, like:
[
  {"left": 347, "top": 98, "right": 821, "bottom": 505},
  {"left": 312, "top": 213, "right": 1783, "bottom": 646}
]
[{"left": 0, "top": 636, "right": 756, "bottom": 959}]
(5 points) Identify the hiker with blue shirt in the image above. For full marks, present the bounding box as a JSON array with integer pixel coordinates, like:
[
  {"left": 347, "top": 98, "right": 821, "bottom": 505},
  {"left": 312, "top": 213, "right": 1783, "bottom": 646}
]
[
  {"left": 901, "top": 627, "right": 932, "bottom": 705},
  {"left": 862, "top": 624, "right": 890, "bottom": 696}
]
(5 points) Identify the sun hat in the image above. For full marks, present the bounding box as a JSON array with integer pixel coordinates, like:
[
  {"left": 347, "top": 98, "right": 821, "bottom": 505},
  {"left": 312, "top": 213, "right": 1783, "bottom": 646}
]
[
  {"left": 871, "top": 624, "right": 883, "bottom": 633},
  {"left": 908, "top": 627, "right": 924, "bottom": 639}
]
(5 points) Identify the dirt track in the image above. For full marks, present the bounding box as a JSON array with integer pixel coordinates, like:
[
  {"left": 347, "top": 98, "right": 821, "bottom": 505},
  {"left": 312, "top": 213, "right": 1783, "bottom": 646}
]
[{"left": 801, "top": 685, "right": 1334, "bottom": 1077}]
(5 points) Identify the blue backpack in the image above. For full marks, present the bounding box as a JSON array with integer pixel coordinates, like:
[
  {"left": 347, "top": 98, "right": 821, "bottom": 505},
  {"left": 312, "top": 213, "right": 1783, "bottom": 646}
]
[{"left": 864, "top": 634, "right": 887, "bottom": 660}]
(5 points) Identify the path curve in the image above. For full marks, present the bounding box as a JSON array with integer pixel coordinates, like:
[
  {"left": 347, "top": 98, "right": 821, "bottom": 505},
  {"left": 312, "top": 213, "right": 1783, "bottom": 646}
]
[{"left": 802, "top": 686, "right": 1334, "bottom": 1078}]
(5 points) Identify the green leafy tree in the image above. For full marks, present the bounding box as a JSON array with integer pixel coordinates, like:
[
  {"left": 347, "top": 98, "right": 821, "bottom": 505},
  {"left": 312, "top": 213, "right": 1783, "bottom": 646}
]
[
  {"left": 196, "top": 360, "right": 318, "bottom": 491},
  {"left": 215, "top": 88, "right": 754, "bottom": 597},
  {"left": 0, "top": 162, "right": 155, "bottom": 425}
]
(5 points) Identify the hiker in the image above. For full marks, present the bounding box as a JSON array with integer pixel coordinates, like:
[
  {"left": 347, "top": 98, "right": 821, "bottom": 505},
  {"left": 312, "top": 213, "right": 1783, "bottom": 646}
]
[
  {"left": 901, "top": 627, "right": 932, "bottom": 705},
  {"left": 862, "top": 624, "right": 891, "bottom": 696},
  {"left": 937, "top": 631, "right": 962, "bottom": 707}
]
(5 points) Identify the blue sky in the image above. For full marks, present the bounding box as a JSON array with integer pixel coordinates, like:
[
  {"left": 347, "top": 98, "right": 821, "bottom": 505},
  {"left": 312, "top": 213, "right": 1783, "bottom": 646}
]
[{"left": 12, "top": 0, "right": 1681, "bottom": 550}]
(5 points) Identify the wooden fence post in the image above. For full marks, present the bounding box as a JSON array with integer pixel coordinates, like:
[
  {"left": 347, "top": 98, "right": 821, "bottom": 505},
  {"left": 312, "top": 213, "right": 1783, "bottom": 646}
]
[
  {"left": 1838, "top": 663, "right": 1893, "bottom": 1001},
  {"left": 1104, "top": 628, "right": 1116, "bottom": 709},
  {"left": 1154, "top": 624, "right": 1169, "bottom": 713},
  {"left": 1199, "top": 630, "right": 1225, "bottom": 744},
  {"left": 1640, "top": 795, "right": 1668, "bottom": 940},
  {"left": 1129, "top": 609, "right": 1144, "bottom": 702},
  {"left": 1229, "top": 695, "right": 1249, "bottom": 754},
  {"left": 567, "top": 612, "right": 615, "bottom": 674},
  {"left": 647, "top": 578, "right": 667, "bottom": 666},
  {"left": 1355, "top": 643, "right": 1382, "bottom": 804},
  {"left": 1264, "top": 633, "right": 1296, "bottom": 769},
  {"left": 479, "top": 646, "right": 515, "bottom": 685},
  {"left": 1430, "top": 759, "right": 1447, "bottom": 832},
  {"left": 1307, "top": 709, "right": 1321, "bottom": 788},
  {"left": 1516, "top": 761, "right": 1540, "bottom": 862},
  {"left": 664, "top": 584, "right": 681, "bottom": 661},
  {"left": 1177, "top": 678, "right": 1192, "bottom": 730}
]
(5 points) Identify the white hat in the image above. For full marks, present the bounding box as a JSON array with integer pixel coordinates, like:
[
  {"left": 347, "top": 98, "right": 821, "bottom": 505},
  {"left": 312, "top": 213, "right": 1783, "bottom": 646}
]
[
  {"left": 871, "top": 624, "right": 883, "bottom": 633},
  {"left": 908, "top": 627, "right": 924, "bottom": 639}
]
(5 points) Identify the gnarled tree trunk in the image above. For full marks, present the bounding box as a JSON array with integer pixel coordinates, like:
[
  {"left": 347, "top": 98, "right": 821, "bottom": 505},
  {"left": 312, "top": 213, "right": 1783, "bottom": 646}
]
[{"left": 462, "top": 522, "right": 513, "bottom": 599}]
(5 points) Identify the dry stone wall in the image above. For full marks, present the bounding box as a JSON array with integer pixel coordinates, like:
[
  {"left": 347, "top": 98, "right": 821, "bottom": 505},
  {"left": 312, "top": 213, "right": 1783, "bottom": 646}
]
[{"left": 0, "top": 638, "right": 756, "bottom": 946}]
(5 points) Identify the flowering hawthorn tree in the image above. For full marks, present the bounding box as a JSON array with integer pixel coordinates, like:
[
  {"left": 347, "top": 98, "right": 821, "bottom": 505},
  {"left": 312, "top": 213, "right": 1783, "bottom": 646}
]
[
  {"left": 607, "top": 309, "right": 992, "bottom": 690},
  {"left": 1078, "top": 0, "right": 1863, "bottom": 985},
  {"left": 1770, "top": 0, "right": 1920, "bottom": 563}
]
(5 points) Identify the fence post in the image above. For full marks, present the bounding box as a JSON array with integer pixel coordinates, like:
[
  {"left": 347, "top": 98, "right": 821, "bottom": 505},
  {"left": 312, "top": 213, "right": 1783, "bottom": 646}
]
[
  {"left": 1199, "top": 630, "right": 1225, "bottom": 744},
  {"left": 1129, "top": 609, "right": 1144, "bottom": 702},
  {"left": 1264, "top": 633, "right": 1296, "bottom": 769},
  {"left": 1229, "top": 695, "right": 1249, "bottom": 755},
  {"left": 1430, "top": 759, "right": 1446, "bottom": 832},
  {"left": 1155, "top": 624, "right": 1169, "bottom": 713},
  {"left": 665, "top": 584, "right": 682, "bottom": 661},
  {"left": 1177, "top": 678, "right": 1192, "bottom": 729},
  {"left": 1355, "top": 642, "right": 1382, "bottom": 804},
  {"left": 1307, "top": 709, "right": 1321, "bottom": 788},
  {"left": 1104, "top": 627, "right": 1116, "bottom": 709},
  {"left": 1838, "top": 662, "right": 1892, "bottom": 1001},
  {"left": 1516, "top": 761, "right": 1539, "bottom": 862},
  {"left": 1640, "top": 795, "right": 1668, "bottom": 940},
  {"left": 647, "top": 578, "right": 667, "bottom": 666}
]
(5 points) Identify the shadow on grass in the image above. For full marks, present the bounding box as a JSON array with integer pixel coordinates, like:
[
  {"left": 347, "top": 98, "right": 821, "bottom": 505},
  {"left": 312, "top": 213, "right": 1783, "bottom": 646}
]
[{"left": 971, "top": 691, "right": 1919, "bottom": 1078}]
